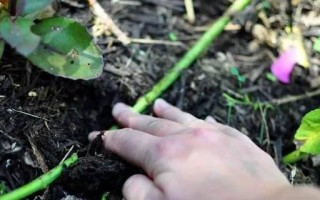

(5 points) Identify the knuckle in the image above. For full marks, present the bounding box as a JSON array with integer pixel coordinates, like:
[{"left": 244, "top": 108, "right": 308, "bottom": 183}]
[
  {"left": 190, "top": 128, "right": 224, "bottom": 144},
  {"left": 187, "top": 119, "right": 203, "bottom": 127},
  {"left": 126, "top": 115, "right": 136, "bottom": 127},
  {"left": 219, "top": 126, "right": 253, "bottom": 143},
  {"left": 151, "top": 139, "right": 188, "bottom": 160},
  {"left": 191, "top": 128, "right": 213, "bottom": 139},
  {"left": 119, "top": 128, "right": 135, "bottom": 134},
  {"left": 146, "top": 118, "right": 161, "bottom": 129},
  {"left": 152, "top": 140, "right": 175, "bottom": 158}
]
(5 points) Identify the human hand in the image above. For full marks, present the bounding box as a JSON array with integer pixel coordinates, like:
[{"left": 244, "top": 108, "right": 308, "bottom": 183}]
[{"left": 89, "top": 99, "right": 290, "bottom": 200}]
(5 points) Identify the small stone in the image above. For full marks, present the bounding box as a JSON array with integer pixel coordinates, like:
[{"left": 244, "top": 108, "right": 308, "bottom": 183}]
[{"left": 28, "top": 91, "right": 38, "bottom": 97}]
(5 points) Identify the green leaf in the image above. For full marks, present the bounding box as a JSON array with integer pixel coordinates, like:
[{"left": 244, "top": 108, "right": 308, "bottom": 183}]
[
  {"left": 230, "top": 67, "right": 239, "bottom": 76},
  {"left": 0, "top": 181, "right": 8, "bottom": 195},
  {"left": 15, "top": 0, "right": 54, "bottom": 16},
  {"left": 266, "top": 72, "right": 277, "bottom": 83},
  {"left": 294, "top": 109, "right": 320, "bottom": 141},
  {"left": 313, "top": 37, "right": 320, "bottom": 53},
  {"left": 0, "top": 16, "right": 40, "bottom": 56},
  {"left": 282, "top": 108, "right": 320, "bottom": 164},
  {"left": 168, "top": 32, "right": 178, "bottom": 41},
  {"left": 300, "top": 134, "right": 320, "bottom": 154},
  {"left": 238, "top": 76, "right": 246, "bottom": 83},
  {"left": 262, "top": 0, "right": 271, "bottom": 10},
  {"left": 28, "top": 17, "right": 103, "bottom": 80}
]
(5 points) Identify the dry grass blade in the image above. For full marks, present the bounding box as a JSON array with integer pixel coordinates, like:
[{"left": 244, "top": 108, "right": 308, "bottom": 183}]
[
  {"left": 87, "top": 0, "right": 131, "bottom": 45},
  {"left": 184, "top": 0, "right": 195, "bottom": 24}
]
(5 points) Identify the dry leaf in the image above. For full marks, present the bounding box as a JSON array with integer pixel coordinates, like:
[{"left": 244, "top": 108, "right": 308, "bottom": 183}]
[
  {"left": 279, "top": 26, "right": 310, "bottom": 68},
  {"left": 299, "top": 11, "right": 320, "bottom": 27},
  {"left": 252, "top": 24, "right": 277, "bottom": 47}
]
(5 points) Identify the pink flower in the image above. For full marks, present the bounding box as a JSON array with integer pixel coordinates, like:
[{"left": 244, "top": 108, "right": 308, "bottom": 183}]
[{"left": 271, "top": 48, "right": 299, "bottom": 84}]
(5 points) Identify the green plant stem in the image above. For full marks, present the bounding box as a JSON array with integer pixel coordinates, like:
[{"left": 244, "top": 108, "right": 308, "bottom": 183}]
[
  {"left": 227, "top": 104, "right": 233, "bottom": 125},
  {"left": 0, "top": 153, "right": 78, "bottom": 200},
  {"left": 132, "top": 0, "right": 252, "bottom": 113},
  {"left": 282, "top": 150, "right": 309, "bottom": 164},
  {"left": 109, "top": 0, "right": 252, "bottom": 130}
]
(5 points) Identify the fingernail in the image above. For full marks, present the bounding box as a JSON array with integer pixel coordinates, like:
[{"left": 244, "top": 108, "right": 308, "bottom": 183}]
[
  {"left": 205, "top": 116, "right": 216, "bottom": 123},
  {"left": 88, "top": 131, "right": 101, "bottom": 141},
  {"left": 112, "top": 103, "right": 130, "bottom": 117},
  {"left": 154, "top": 98, "right": 170, "bottom": 110}
]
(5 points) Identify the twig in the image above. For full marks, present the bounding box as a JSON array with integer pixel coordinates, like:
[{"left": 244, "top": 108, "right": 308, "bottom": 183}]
[
  {"left": 287, "top": 0, "right": 293, "bottom": 31},
  {"left": 0, "top": 154, "right": 78, "bottom": 200},
  {"left": 112, "top": 0, "right": 141, "bottom": 6},
  {"left": 224, "top": 89, "right": 320, "bottom": 108},
  {"left": 7, "top": 108, "right": 49, "bottom": 121},
  {"left": 59, "top": 145, "right": 75, "bottom": 165},
  {"left": 184, "top": 0, "right": 195, "bottom": 24},
  {"left": 259, "top": 105, "right": 270, "bottom": 152},
  {"left": 130, "top": 38, "right": 185, "bottom": 47},
  {"left": 88, "top": 0, "right": 131, "bottom": 45},
  {"left": 60, "top": 0, "right": 85, "bottom": 8},
  {"left": 270, "top": 89, "right": 320, "bottom": 105}
]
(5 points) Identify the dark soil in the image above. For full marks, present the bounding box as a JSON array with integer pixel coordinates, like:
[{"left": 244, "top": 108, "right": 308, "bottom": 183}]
[{"left": 1, "top": 0, "right": 320, "bottom": 199}]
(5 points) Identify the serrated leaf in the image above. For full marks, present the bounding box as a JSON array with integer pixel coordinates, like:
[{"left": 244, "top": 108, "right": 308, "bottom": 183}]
[
  {"left": 0, "top": 16, "right": 40, "bottom": 56},
  {"left": 16, "top": 0, "right": 53, "bottom": 16},
  {"left": 294, "top": 109, "right": 320, "bottom": 141},
  {"left": 28, "top": 17, "right": 103, "bottom": 80}
]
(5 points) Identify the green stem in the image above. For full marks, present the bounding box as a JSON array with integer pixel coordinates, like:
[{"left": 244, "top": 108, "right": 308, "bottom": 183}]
[
  {"left": 227, "top": 104, "right": 233, "bottom": 125},
  {"left": 282, "top": 150, "right": 309, "bottom": 164},
  {"left": 132, "top": 0, "right": 252, "bottom": 113},
  {"left": 0, "top": 153, "right": 78, "bottom": 200},
  {"left": 109, "top": 0, "right": 252, "bottom": 130}
]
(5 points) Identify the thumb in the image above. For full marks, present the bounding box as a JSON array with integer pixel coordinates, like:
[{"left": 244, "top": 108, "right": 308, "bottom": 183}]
[{"left": 122, "top": 174, "right": 163, "bottom": 200}]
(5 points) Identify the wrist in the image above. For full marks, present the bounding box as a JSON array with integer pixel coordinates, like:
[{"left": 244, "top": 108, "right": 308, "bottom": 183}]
[{"left": 263, "top": 185, "right": 320, "bottom": 200}]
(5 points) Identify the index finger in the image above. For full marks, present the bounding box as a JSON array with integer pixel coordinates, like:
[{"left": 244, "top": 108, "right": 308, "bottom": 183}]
[
  {"left": 153, "top": 99, "right": 201, "bottom": 125},
  {"left": 112, "top": 103, "right": 187, "bottom": 136}
]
